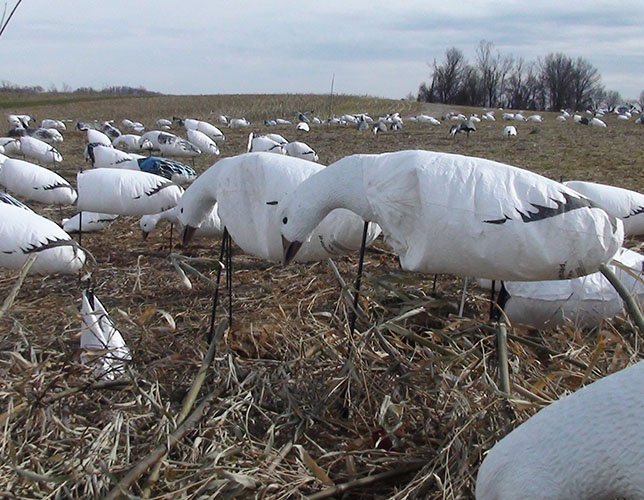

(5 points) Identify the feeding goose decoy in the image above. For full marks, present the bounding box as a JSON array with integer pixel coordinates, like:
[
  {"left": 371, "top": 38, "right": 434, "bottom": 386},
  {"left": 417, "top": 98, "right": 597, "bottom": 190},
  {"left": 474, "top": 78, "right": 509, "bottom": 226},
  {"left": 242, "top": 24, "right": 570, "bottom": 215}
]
[{"left": 279, "top": 150, "right": 622, "bottom": 281}]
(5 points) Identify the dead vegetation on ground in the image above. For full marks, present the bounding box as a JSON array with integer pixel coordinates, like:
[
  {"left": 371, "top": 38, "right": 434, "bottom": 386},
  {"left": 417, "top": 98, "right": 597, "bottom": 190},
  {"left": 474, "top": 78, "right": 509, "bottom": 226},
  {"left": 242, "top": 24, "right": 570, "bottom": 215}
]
[{"left": 0, "top": 94, "right": 643, "bottom": 499}]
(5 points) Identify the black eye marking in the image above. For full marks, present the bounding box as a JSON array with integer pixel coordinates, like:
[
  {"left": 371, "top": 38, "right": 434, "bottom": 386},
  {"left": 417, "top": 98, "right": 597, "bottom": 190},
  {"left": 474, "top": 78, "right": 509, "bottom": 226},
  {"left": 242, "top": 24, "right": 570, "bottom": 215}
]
[
  {"left": 180, "top": 208, "right": 184, "bottom": 213},
  {"left": 266, "top": 200, "right": 278, "bottom": 205},
  {"left": 282, "top": 217, "right": 288, "bottom": 224}
]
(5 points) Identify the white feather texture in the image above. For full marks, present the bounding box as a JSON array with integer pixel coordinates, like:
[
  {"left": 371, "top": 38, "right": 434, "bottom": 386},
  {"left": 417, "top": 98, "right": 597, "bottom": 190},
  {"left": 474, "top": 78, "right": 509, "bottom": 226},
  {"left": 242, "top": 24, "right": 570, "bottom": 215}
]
[{"left": 476, "top": 361, "right": 644, "bottom": 500}]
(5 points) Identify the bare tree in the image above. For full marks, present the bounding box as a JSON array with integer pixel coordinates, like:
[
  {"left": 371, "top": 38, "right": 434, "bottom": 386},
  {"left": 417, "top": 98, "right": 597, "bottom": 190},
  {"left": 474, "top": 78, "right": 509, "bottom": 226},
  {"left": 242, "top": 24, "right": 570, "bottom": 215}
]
[
  {"left": 571, "top": 57, "right": 602, "bottom": 111},
  {"left": 539, "top": 53, "right": 575, "bottom": 110},
  {"left": 431, "top": 47, "right": 467, "bottom": 104},
  {"left": 476, "top": 40, "right": 513, "bottom": 108},
  {"left": 603, "top": 90, "right": 622, "bottom": 112}
]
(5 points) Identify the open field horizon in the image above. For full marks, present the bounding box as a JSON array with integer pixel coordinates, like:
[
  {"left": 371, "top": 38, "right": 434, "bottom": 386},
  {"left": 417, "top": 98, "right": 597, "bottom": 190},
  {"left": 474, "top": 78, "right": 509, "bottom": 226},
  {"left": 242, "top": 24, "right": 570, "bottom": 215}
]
[{"left": 1, "top": 93, "right": 643, "bottom": 499}]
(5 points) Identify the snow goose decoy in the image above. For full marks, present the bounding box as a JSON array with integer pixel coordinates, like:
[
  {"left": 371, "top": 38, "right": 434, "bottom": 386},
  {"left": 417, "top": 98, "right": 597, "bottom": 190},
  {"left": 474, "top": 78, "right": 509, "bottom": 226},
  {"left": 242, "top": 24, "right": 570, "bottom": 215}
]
[
  {"left": 80, "top": 289, "right": 131, "bottom": 380},
  {"left": 476, "top": 360, "right": 644, "bottom": 500},
  {"left": 186, "top": 128, "right": 220, "bottom": 155},
  {"left": 0, "top": 190, "right": 32, "bottom": 211},
  {"left": 502, "top": 125, "right": 517, "bottom": 137},
  {"left": 112, "top": 134, "right": 154, "bottom": 152},
  {"left": 90, "top": 145, "right": 196, "bottom": 185},
  {"left": 140, "top": 204, "right": 223, "bottom": 240},
  {"left": 564, "top": 180, "right": 644, "bottom": 236},
  {"left": 448, "top": 118, "right": 476, "bottom": 139},
  {"left": 279, "top": 150, "right": 623, "bottom": 281},
  {"left": 284, "top": 141, "right": 318, "bottom": 162},
  {"left": 18, "top": 135, "right": 63, "bottom": 165},
  {"left": 63, "top": 212, "right": 119, "bottom": 233},
  {"left": 77, "top": 168, "right": 183, "bottom": 216},
  {"left": 179, "top": 152, "right": 380, "bottom": 263},
  {"left": 227, "top": 118, "right": 250, "bottom": 129},
  {"left": 0, "top": 158, "right": 76, "bottom": 205},
  {"left": 246, "top": 133, "right": 285, "bottom": 154},
  {"left": 176, "top": 117, "right": 225, "bottom": 142},
  {"left": 0, "top": 204, "right": 85, "bottom": 274},
  {"left": 478, "top": 246, "right": 644, "bottom": 329}
]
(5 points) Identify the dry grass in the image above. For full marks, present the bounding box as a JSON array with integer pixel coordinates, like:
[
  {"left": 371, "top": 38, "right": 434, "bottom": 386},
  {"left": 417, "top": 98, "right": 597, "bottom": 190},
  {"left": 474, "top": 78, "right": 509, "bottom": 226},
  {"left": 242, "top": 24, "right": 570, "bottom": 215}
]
[{"left": 0, "top": 94, "right": 643, "bottom": 499}]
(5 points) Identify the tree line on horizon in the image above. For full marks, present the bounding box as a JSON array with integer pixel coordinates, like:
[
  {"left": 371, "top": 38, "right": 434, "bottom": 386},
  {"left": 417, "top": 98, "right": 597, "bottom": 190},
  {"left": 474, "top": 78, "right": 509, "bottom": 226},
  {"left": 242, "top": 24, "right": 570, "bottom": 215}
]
[
  {"left": 417, "top": 41, "right": 639, "bottom": 113},
  {"left": 0, "top": 81, "right": 158, "bottom": 96}
]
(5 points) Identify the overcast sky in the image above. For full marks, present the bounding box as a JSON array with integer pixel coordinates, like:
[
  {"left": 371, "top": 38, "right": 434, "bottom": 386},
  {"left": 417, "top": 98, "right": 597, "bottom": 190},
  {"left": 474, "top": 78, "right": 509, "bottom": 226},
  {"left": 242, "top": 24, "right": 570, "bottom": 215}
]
[{"left": 3, "top": 1, "right": 643, "bottom": 100}]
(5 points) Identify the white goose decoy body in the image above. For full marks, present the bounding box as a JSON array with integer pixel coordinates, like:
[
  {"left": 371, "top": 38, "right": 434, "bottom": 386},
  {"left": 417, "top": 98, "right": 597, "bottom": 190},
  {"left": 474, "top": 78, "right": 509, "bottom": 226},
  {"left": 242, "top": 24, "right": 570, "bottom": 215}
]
[
  {"left": 279, "top": 150, "right": 622, "bottom": 280},
  {"left": 0, "top": 204, "right": 85, "bottom": 274},
  {"left": 77, "top": 168, "right": 183, "bottom": 216},
  {"left": 178, "top": 152, "right": 380, "bottom": 263},
  {"left": 0, "top": 158, "right": 76, "bottom": 205},
  {"left": 564, "top": 180, "right": 644, "bottom": 236},
  {"left": 476, "top": 361, "right": 644, "bottom": 500},
  {"left": 63, "top": 212, "right": 119, "bottom": 233},
  {"left": 479, "top": 246, "right": 644, "bottom": 329}
]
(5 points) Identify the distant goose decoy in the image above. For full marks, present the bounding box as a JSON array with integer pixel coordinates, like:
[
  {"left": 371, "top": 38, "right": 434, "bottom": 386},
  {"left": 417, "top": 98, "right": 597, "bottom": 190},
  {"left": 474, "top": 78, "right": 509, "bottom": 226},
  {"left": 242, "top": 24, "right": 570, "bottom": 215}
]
[
  {"left": 0, "top": 158, "right": 76, "bottom": 205},
  {"left": 247, "top": 133, "right": 285, "bottom": 154},
  {"left": 112, "top": 134, "right": 154, "bottom": 152},
  {"left": 296, "top": 121, "right": 310, "bottom": 132},
  {"left": 186, "top": 128, "right": 220, "bottom": 155},
  {"left": 176, "top": 117, "right": 225, "bottom": 142},
  {"left": 142, "top": 131, "right": 200, "bottom": 157},
  {"left": 0, "top": 137, "right": 21, "bottom": 155},
  {"left": 284, "top": 141, "right": 318, "bottom": 162},
  {"left": 77, "top": 168, "right": 183, "bottom": 216},
  {"left": 279, "top": 150, "right": 622, "bottom": 281},
  {"left": 564, "top": 180, "right": 644, "bottom": 236},
  {"left": 89, "top": 145, "right": 196, "bottom": 184},
  {"left": 503, "top": 125, "right": 517, "bottom": 137},
  {"left": 449, "top": 119, "right": 476, "bottom": 139},
  {"left": 228, "top": 118, "right": 250, "bottom": 129},
  {"left": 102, "top": 121, "right": 121, "bottom": 140},
  {"left": 86, "top": 128, "right": 112, "bottom": 147},
  {"left": 0, "top": 204, "right": 85, "bottom": 274},
  {"left": 18, "top": 135, "right": 63, "bottom": 165},
  {"left": 63, "top": 212, "right": 119, "bottom": 233},
  {"left": 476, "top": 361, "right": 644, "bottom": 500}
]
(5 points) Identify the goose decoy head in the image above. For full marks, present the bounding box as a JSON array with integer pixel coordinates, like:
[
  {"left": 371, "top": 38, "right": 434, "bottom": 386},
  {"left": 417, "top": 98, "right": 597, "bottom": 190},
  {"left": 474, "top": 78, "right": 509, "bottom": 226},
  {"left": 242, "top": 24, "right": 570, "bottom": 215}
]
[
  {"left": 281, "top": 235, "right": 302, "bottom": 266},
  {"left": 182, "top": 225, "right": 197, "bottom": 246}
]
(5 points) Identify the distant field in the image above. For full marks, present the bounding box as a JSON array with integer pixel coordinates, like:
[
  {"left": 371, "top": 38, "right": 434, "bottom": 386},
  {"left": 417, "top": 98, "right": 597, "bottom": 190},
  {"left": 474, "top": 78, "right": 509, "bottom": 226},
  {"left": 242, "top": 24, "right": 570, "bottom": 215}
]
[{"left": 1, "top": 94, "right": 643, "bottom": 499}]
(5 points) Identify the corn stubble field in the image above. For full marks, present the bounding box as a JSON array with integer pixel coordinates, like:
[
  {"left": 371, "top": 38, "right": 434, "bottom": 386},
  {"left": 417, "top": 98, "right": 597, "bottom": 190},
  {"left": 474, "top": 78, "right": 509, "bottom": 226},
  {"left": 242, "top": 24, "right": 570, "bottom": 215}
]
[{"left": 0, "top": 93, "right": 643, "bottom": 499}]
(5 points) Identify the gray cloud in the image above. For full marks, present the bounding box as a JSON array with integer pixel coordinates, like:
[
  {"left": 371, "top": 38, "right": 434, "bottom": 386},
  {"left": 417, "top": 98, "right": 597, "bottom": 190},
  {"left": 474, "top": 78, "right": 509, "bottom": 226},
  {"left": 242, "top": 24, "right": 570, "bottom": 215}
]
[{"left": 2, "top": 1, "right": 643, "bottom": 99}]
